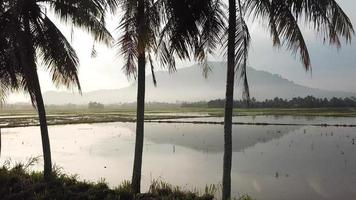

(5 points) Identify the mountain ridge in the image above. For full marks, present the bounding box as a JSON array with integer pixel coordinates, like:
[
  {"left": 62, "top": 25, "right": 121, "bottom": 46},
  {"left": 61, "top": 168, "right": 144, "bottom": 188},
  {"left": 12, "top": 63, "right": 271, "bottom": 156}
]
[{"left": 43, "top": 62, "right": 356, "bottom": 105}]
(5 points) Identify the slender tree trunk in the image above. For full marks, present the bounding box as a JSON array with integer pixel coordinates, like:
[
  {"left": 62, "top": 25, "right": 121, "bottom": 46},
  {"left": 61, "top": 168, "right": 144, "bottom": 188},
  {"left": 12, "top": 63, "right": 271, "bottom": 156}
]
[
  {"left": 132, "top": 0, "right": 146, "bottom": 194},
  {"left": 223, "top": 0, "right": 236, "bottom": 199},
  {"left": 33, "top": 73, "right": 52, "bottom": 179},
  {"left": 22, "top": 14, "right": 52, "bottom": 179}
]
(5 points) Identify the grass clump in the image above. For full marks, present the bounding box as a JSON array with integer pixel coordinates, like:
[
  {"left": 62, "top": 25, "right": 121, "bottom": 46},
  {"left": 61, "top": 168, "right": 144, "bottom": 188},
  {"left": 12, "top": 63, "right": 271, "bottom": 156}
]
[
  {"left": 0, "top": 168, "right": 213, "bottom": 200},
  {"left": 0, "top": 159, "right": 253, "bottom": 200},
  {"left": 0, "top": 161, "right": 120, "bottom": 199},
  {"left": 143, "top": 180, "right": 214, "bottom": 200}
]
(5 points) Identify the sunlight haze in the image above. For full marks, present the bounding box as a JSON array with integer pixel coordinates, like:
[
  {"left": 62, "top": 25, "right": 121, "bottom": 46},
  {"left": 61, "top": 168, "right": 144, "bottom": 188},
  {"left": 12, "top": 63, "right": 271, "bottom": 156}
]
[{"left": 8, "top": 0, "right": 355, "bottom": 103}]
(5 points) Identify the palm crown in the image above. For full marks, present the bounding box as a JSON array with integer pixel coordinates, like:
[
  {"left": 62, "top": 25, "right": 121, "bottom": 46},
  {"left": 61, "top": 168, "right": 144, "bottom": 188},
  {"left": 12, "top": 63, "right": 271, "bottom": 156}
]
[
  {"left": 229, "top": 0, "right": 354, "bottom": 101},
  {"left": 0, "top": 0, "right": 113, "bottom": 102},
  {"left": 0, "top": 0, "right": 115, "bottom": 178},
  {"left": 117, "top": 0, "right": 225, "bottom": 81}
]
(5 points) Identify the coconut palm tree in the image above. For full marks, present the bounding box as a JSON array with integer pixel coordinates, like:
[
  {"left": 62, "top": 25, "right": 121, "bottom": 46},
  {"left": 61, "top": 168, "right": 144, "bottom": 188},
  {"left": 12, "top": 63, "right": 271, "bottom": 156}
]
[
  {"left": 116, "top": 0, "right": 224, "bottom": 193},
  {"left": 0, "top": 0, "right": 114, "bottom": 179},
  {"left": 221, "top": 0, "right": 354, "bottom": 199}
]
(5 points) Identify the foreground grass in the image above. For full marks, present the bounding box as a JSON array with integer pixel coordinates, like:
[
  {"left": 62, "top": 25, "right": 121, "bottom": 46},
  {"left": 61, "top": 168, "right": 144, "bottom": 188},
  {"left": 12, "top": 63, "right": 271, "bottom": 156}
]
[{"left": 0, "top": 162, "right": 252, "bottom": 200}]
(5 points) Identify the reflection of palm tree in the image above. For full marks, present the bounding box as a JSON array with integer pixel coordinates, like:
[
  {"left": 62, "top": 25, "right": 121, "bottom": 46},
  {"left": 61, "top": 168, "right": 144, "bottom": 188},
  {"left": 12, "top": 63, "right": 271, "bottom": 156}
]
[
  {"left": 222, "top": 0, "right": 354, "bottom": 199},
  {"left": 116, "top": 0, "right": 224, "bottom": 193},
  {"left": 0, "top": 0, "right": 112, "bottom": 179}
]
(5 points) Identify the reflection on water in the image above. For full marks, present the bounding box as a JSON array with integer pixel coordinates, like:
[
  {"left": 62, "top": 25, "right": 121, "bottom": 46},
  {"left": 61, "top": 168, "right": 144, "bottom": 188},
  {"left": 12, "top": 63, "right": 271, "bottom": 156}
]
[
  {"left": 1, "top": 116, "right": 356, "bottom": 200},
  {"left": 140, "top": 123, "right": 297, "bottom": 153}
]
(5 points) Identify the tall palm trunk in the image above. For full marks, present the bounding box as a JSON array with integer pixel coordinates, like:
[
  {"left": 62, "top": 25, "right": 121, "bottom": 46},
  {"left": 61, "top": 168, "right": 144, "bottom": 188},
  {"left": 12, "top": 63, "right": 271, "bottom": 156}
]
[
  {"left": 132, "top": 0, "right": 146, "bottom": 194},
  {"left": 22, "top": 13, "right": 52, "bottom": 179},
  {"left": 223, "top": 0, "right": 236, "bottom": 199},
  {"left": 32, "top": 71, "right": 52, "bottom": 179}
]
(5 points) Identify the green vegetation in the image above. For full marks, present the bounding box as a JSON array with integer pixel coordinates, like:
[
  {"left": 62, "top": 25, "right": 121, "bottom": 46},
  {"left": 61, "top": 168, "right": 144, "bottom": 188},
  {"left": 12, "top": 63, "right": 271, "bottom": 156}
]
[
  {"left": 3, "top": 103, "right": 356, "bottom": 117},
  {"left": 1, "top": 106, "right": 356, "bottom": 128},
  {"left": 233, "top": 107, "right": 356, "bottom": 117},
  {"left": 0, "top": 159, "right": 252, "bottom": 200},
  {"left": 89, "top": 102, "right": 105, "bottom": 110},
  {"left": 182, "top": 96, "right": 356, "bottom": 109}
]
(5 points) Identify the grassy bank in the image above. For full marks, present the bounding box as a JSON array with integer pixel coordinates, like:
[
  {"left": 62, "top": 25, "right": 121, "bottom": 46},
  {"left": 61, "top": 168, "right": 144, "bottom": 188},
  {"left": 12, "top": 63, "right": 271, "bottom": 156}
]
[
  {"left": 2, "top": 106, "right": 356, "bottom": 117},
  {"left": 1, "top": 107, "right": 356, "bottom": 128},
  {"left": 0, "top": 161, "right": 252, "bottom": 200}
]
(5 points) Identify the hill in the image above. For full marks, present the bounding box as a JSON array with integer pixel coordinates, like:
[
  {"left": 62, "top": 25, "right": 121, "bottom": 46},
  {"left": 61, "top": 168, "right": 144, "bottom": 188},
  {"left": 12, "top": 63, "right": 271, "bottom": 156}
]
[{"left": 43, "top": 62, "right": 356, "bottom": 105}]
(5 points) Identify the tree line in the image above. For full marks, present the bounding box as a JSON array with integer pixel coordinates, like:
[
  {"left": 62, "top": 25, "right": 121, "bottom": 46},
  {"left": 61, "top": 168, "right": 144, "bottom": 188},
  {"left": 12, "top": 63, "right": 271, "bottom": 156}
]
[
  {"left": 1, "top": 0, "right": 353, "bottom": 199},
  {"left": 182, "top": 96, "right": 356, "bottom": 108}
]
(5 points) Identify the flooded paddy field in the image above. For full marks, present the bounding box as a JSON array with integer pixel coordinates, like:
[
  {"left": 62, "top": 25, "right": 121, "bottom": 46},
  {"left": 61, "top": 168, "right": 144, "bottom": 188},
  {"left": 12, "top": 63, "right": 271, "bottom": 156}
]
[
  {"left": 1, "top": 115, "right": 355, "bottom": 200},
  {"left": 0, "top": 107, "right": 355, "bottom": 128}
]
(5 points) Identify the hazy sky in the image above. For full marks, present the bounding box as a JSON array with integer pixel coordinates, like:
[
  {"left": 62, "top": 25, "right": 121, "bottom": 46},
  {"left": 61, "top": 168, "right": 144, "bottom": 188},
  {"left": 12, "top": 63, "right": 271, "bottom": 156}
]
[{"left": 8, "top": 0, "right": 356, "bottom": 102}]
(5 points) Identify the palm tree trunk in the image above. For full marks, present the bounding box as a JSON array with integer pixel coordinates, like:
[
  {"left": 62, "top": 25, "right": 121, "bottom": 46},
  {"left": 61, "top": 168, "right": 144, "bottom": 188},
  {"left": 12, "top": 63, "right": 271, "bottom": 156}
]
[
  {"left": 33, "top": 72, "right": 52, "bottom": 179},
  {"left": 132, "top": 0, "right": 146, "bottom": 194},
  {"left": 22, "top": 14, "right": 52, "bottom": 179},
  {"left": 223, "top": 0, "right": 236, "bottom": 199}
]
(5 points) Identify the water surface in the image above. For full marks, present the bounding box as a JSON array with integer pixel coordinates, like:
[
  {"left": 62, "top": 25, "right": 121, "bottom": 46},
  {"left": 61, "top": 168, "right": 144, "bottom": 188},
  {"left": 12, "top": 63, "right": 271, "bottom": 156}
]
[{"left": 1, "top": 116, "right": 356, "bottom": 200}]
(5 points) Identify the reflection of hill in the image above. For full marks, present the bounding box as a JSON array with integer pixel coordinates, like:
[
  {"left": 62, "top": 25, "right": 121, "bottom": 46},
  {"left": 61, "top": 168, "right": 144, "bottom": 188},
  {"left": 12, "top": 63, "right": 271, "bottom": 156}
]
[{"left": 139, "top": 123, "right": 299, "bottom": 153}]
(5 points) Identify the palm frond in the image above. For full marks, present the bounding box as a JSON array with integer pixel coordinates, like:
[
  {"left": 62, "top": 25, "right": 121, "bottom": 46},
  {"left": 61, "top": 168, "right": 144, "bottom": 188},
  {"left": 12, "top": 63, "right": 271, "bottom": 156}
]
[
  {"left": 200, "top": 56, "right": 211, "bottom": 79},
  {"left": 246, "top": 0, "right": 310, "bottom": 69},
  {"left": 287, "top": 0, "right": 354, "bottom": 45},
  {"left": 33, "top": 16, "right": 81, "bottom": 92},
  {"left": 117, "top": 7, "right": 137, "bottom": 78},
  {"left": 195, "top": 0, "right": 226, "bottom": 60},
  {"left": 46, "top": 0, "right": 114, "bottom": 45},
  {"left": 157, "top": 0, "right": 225, "bottom": 75},
  {"left": 195, "top": 0, "right": 225, "bottom": 78},
  {"left": 157, "top": 0, "right": 200, "bottom": 70},
  {"left": 14, "top": 30, "right": 39, "bottom": 106},
  {"left": 103, "top": 0, "right": 119, "bottom": 13},
  {"left": 274, "top": 1, "right": 311, "bottom": 69},
  {"left": 246, "top": 0, "right": 354, "bottom": 70},
  {"left": 0, "top": 24, "right": 22, "bottom": 93},
  {"left": 148, "top": 53, "right": 157, "bottom": 86},
  {"left": 235, "top": 0, "right": 251, "bottom": 101},
  {"left": 91, "top": 43, "right": 97, "bottom": 58}
]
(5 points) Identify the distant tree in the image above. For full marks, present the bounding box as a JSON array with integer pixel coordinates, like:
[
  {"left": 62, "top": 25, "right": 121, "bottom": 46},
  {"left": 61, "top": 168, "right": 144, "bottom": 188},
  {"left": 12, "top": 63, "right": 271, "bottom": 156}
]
[
  {"left": 88, "top": 102, "right": 105, "bottom": 110},
  {"left": 187, "top": 96, "right": 356, "bottom": 108}
]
